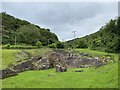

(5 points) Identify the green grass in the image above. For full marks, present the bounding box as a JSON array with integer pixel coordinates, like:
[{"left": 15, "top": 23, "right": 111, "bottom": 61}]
[
  {"left": 74, "top": 49, "right": 118, "bottom": 61},
  {"left": 1, "top": 48, "right": 52, "bottom": 69},
  {"left": 26, "top": 48, "right": 53, "bottom": 57},
  {"left": 2, "top": 48, "right": 118, "bottom": 88},
  {"left": 2, "top": 44, "right": 38, "bottom": 49},
  {"left": 2, "top": 62, "right": 118, "bottom": 88},
  {"left": 1, "top": 49, "right": 20, "bottom": 70}
]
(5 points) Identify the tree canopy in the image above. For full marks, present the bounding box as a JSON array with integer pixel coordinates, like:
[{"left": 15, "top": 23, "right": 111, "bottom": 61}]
[{"left": 1, "top": 12, "right": 58, "bottom": 45}]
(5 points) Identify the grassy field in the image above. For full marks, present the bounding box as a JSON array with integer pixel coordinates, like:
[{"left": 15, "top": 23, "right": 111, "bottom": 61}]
[
  {"left": 1, "top": 48, "right": 118, "bottom": 88},
  {"left": 1, "top": 49, "right": 21, "bottom": 70},
  {"left": 2, "top": 62, "right": 118, "bottom": 88},
  {"left": 1, "top": 48, "right": 52, "bottom": 69},
  {"left": 75, "top": 49, "right": 118, "bottom": 61}
]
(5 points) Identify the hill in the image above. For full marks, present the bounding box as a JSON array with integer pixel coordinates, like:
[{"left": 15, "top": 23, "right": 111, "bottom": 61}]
[
  {"left": 67, "top": 17, "right": 120, "bottom": 53},
  {"left": 1, "top": 12, "right": 58, "bottom": 46}
]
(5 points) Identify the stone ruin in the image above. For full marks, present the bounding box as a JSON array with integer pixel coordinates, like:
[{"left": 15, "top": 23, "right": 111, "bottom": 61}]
[
  {"left": 0, "top": 68, "right": 18, "bottom": 79},
  {"left": 0, "top": 56, "right": 51, "bottom": 79},
  {"left": 0, "top": 49, "right": 114, "bottom": 79},
  {"left": 56, "top": 65, "right": 67, "bottom": 72}
]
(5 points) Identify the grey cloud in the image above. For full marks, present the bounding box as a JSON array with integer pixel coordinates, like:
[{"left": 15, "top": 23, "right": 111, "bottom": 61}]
[
  {"left": 35, "top": 2, "right": 104, "bottom": 25},
  {"left": 2, "top": 2, "right": 117, "bottom": 41}
]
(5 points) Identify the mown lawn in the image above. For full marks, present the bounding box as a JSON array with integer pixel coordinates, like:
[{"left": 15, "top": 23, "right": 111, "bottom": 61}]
[{"left": 2, "top": 62, "right": 118, "bottom": 88}]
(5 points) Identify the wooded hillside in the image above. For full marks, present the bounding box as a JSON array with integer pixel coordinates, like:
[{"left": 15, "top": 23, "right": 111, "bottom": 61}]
[
  {"left": 67, "top": 17, "right": 120, "bottom": 53},
  {"left": 1, "top": 12, "right": 58, "bottom": 46}
]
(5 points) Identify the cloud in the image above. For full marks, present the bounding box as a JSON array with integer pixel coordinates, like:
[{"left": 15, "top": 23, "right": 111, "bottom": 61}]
[
  {"left": 34, "top": 3, "right": 103, "bottom": 25},
  {"left": 2, "top": 2, "right": 118, "bottom": 41}
]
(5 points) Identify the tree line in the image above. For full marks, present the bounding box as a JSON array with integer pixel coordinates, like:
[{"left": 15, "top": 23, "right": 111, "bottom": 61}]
[{"left": 1, "top": 12, "right": 119, "bottom": 53}]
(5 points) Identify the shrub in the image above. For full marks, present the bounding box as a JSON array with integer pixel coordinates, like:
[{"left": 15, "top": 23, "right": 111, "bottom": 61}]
[
  {"left": 4, "top": 43, "right": 11, "bottom": 49},
  {"left": 48, "top": 43, "right": 56, "bottom": 48},
  {"left": 77, "top": 40, "right": 87, "bottom": 48},
  {"left": 56, "top": 42, "right": 64, "bottom": 49},
  {"left": 36, "top": 41, "right": 42, "bottom": 48},
  {"left": 10, "top": 45, "right": 37, "bottom": 49},
  {"left": 2, "top": 44, "right": 38, "bottom": 49}
]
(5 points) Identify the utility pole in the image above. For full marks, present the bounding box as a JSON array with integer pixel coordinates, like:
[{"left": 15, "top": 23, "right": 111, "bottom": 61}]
[
  {"left": 14, "top": 29, "right": 17, "bottom": 47},
  {"left": 48, "top": 39, "right": 49, "bottom": 46},
  {"left": 15, "top": 34, "right": 16, "bottom": 46},
  {"left": 48, "top": 38, "right": 51, "bottom": 46},
  {"left": 72, "top": 31, "right": 76, "bottom": 39}
]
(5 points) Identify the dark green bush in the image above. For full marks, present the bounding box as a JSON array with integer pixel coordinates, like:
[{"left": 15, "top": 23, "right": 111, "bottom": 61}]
[
  {"left": 56, "top": 42, "right": 64, "bottom": 49},
  {"left": 76, "top": 40, "right": 87, "bottom": 48}
]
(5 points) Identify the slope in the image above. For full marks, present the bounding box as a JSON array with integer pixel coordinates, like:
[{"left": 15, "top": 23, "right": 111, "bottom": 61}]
[{"left": 1, "top": 12, "right": 58, "bottom": 45}]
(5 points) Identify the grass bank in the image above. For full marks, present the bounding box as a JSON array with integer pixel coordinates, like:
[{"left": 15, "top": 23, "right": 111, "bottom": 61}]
[
  {"left": 2, "top": 61, "right": 118, "bottom": 88},
  {"left": 1, "top": 48, "right": 52, "bottom": 70},
  {"left": 74, "top": 49, "right": 118, "bottom": 61}
]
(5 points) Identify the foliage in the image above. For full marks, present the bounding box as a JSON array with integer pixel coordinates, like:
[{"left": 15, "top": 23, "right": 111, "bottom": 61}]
[
  {"left": 39, "top": 28, "right": 58, "bottom": 45},
  {"left": 4, "top": 43, "right": 11, "bottom": 49},
  {"left": 56, "top": 42, "right": 64, "bottom": 49},
  {"left": 35, "top": 41, "right": 42, "bottom": 48},
  {"left": 67, "top": 17, "right": 120, "bottom": 53},
  {"left": 1, "top": 12, "right": 58, "bottom": 45},
  {"left": 76, "top": 39, "right": 88, "bottom": 48},
  {"left": 48, "top": 43, "right": 56, "bottom": 48},
  {"left": 2, "top": 44, "right": 38, "bottom": 49}
]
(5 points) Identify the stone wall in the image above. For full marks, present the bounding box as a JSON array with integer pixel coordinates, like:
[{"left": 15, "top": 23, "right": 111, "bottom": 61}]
[
  {"left": 0, "top": 69, "right": 18, "bottom": 79},
  {"left": 1, "top": 56, "right": 51, "bottom": 79}
]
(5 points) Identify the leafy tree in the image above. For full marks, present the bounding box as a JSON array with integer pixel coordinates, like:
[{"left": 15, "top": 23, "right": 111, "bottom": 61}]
[
  {"left": 16, "top": 24, "right": 42, "bottom": 45},
  {"left": 36, "top": 41, "right": 42, "bottom": 48},
  {"left": 77, "top": 39, "right": 87, "bottom": 48},
  {"left": 1, "top": 12, "right": 59, "bottom": 45}
]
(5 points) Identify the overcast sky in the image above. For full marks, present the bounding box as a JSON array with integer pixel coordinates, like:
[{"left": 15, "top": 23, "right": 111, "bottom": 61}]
[{"left": 2, "top": 2, "right": 118, "bottom": 41}]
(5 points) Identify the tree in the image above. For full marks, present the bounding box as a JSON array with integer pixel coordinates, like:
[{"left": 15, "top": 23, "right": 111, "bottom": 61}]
[
  {"left": 48, "top": 43, "right": 56, "bottom": 48},
  {"left": 1, "top": 13, "right": 59, "bottom": 45},
  {"left": 17, "top": 24, "right": 41, "bottom": 45},
  {"left": 36, "top": 41, "right": 42, "bottom": 48},
  {"left": 77, "top": 39, "right": 87, "bottom": 48},
  {"left": 56, "top": 42, "right": 64, "bottom": 49}
]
